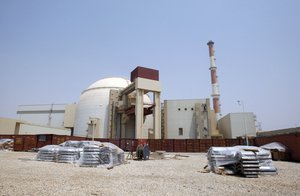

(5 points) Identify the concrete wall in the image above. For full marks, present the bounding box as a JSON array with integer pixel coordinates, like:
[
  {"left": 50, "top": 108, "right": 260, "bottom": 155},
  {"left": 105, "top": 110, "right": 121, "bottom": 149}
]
[
  {"left": 64, "top": 104, "right": 76, "bottom": 128},
  {"left": 219, "top": 113, "right": 256, "bottom": 139},
  {"left": 17, "top": 124, "right": 71, "bottom": 135},
  {"left": 17, "top": 104, "right": 66, "bottom": 128},
  {"left": 143, "top": 115, "right": 154, "bottom": 139},
  {"left": 218, "top": 114, "right": 232, "bottom": 138},
  {"left": 257, "top": 127, "right": 300, "bottom": 137},
  {"left": 209, "top": 110, "right": 220, "bottom": 137},
  {"left": 0, "top": 117, "right": 71, "bottom": 135},
  {"left": 164, "top": 99, "right": 210, "bottom": 139},
  {"left": 0, "top": 118, "right": 17, "bottom": 134}
]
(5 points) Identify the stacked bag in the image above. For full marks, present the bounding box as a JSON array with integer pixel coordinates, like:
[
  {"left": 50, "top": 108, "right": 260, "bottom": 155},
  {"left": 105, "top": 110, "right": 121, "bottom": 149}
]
[
  {"left": 207, "top": 145, "right": 277, "bottom": 177},
  {"left": 0, "top": 139, "right": 14, "bottom": 151},
  {"left": 36, "top": 141, "right": 125, "bottom": 168}
]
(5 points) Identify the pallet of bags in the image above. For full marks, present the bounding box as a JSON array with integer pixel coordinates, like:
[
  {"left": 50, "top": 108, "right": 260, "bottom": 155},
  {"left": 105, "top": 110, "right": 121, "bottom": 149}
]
[
  {"left": 57, "top": 147, "right": 80, "bottom": 163},
  {"left": 207, "top": 145, "right": 277, "bottom": 178},
  {"left": 78, "top": 142, "right": 125, "bottom": 168},
  {"left": 0, "top": 139, "right": 14, "bottom": 151},
  {"left": 36, "top": 145, "right": 62, "bottom": 162}
]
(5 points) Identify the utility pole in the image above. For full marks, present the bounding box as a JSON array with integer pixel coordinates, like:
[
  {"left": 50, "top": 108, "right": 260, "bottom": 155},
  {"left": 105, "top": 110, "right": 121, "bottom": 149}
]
[{"left": 237, "top": 100, "right": 249, "bottom": 146}]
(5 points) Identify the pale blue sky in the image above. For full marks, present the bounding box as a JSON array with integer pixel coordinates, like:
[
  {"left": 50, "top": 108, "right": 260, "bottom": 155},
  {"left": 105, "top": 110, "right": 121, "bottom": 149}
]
[{"left": 0, "top": 0, "right": 299, "bottom": 131}]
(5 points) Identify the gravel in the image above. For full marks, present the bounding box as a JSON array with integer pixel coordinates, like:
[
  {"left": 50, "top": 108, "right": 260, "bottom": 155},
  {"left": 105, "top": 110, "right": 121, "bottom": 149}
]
[{"left": 0, "top": 151, "right": 299, "bottom": 196}]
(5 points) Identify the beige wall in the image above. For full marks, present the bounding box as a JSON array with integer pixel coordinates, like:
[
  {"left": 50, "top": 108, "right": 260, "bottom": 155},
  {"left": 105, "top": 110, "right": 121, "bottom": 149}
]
[
  {"left": 218, "top": 113, "right": 256, "bottom": 139},
  {"left": 0, "top": 118, "right": 17, "bottom": 134},
  {"left": 64, "top": 104, "right": 77, "bottom": 128},
  {"left": 135, "top": 77, "right": 161, "bottom": 92},
  {"left": 218, "top": 114, "right": 231, "bottom": 138},
  {"left": 209, "top": 110, "right": 222, "bottom": 137},
  {"left": 0, "top": 117, "right": 71, "bottom": 135},
  {"left": 18, "top": 124, "right": 71, "bottom": 135},
  {"left": 164, "top": 99, "right": 216, "bottom": 139}
]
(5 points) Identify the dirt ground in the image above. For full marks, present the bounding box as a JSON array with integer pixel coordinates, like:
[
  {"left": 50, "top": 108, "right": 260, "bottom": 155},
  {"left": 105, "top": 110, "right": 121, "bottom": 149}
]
[{"left": 0, "top": 151, "right": 299, "bottom": 196}]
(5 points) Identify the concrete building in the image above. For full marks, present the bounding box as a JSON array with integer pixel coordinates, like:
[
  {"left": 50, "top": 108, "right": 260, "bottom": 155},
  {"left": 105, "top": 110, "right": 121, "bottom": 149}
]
[
  {"left": 0, "top": 103, "right": 75, "bottom": 136},
  {"left": 163, "top": 99, "right": 219, "bottom": 139},
  {"left": 73, "top": 72, "right": 158, "bottom": 139},
  {"left": 2, "top": 66, "right": 224, "bottom": 139},
  {"left": 117, "top": 66, "right": 161, "bottom": 139},
  {"left": 2, "top": 67, "right": 159, "bottom": 139},
  {"left": 0, "top": 117, "right": 71, "bottom": 135},
  {"left": 73, "top": 77, "right": 131, "bottom": 138},
  {"left": 218, "top": 112, "right": 256, "bottom": 139},
  {"left": 0, "top": 118, "right": 21, "bottom": 135},
  {"left": 17, "top": 103, "right": 76, "bottom": 130}
]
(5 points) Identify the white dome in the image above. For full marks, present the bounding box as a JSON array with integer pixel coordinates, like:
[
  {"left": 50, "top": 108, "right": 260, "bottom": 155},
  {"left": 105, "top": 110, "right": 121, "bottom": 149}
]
[
  {"left": 84, "top": 77, "right": 131, "bottom": 92},
  {"left": 74, "top": 77, "right": 131, "bottom": 137}
]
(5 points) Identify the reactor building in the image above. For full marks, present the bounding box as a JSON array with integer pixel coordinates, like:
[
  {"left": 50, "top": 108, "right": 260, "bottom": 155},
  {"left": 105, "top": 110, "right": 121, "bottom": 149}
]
[
  {"left": 0, "top": 66, "right": 220, "bottom": 139},
  {"left": 0, "top": 41, "right": 257, "bottom": 139},
  {"left": 74, "top": 66, "right": 161, "bottom": 139}
]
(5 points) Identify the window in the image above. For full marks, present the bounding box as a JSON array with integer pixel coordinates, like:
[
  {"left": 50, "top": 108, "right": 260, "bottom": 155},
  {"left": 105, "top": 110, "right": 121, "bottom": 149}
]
[
  {"left": 178, "top": 108, "right": 181, "bottom": 111},
  {"left": 191, "top": 108, "right": 194, "bottom": 111},
  {"left": 184, "top": 108, "right": 187, "bottom": 111},
  {"left": 38, "top": 135, "right": 47, "bottom": 142},
  {"left": 179, "top": 128, "right": 183, "bottom": 136}
]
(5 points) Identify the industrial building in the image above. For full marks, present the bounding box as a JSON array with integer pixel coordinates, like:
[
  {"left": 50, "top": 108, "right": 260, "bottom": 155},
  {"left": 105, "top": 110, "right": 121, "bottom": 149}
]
[
  {"left": 163, "top": 99, "right": 219, "bottom": 139},
  {"left": 0, "top": 41, "right": 257, "bottom": 139},
  {"left": 17, "top": 103, "right": 76, "bottom": 130},
  {"left": 0, "top": 66, "right": 221, "bottom": 139},
  {"left": 0, "top": 117, "right": 70, "bottom": 135},
  {"left": 73, "top": 66, "right": 162, "bottom": 139},
  {"left": 218, "top": 113, "right": 256, "bottom": 139},
  {"left": 0, "top": 104, "right": 74, "bottom": 135},
  {"left": 73, "top": 76, "right": 153, "bottom": 139}
]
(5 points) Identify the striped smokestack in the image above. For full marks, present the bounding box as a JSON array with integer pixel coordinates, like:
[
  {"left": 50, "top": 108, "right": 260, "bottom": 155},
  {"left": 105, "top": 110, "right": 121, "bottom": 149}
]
[{"left": 207, "top": 40, "right": 221, "bottom": 119}]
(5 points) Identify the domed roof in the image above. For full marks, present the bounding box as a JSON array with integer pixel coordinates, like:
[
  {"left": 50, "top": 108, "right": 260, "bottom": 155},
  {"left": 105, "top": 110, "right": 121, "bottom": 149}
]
[{"left": 84, "top": 77, "right": 131, "bottom": 92}]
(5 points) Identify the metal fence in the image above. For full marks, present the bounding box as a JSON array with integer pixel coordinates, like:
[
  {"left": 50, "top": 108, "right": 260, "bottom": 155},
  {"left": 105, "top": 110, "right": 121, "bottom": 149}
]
[{"left": 0, "top": 133, "right": 298, "bottom": 161}]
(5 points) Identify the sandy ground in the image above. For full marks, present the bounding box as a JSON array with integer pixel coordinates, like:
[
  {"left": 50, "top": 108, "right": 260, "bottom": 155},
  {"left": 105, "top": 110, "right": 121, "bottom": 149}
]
[{"left": 0, "top": 151, "right": 299, "bottom": 196}]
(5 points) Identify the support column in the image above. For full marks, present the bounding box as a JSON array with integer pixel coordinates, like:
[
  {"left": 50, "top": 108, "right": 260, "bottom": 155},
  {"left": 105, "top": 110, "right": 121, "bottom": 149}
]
[
  {"left": 135, "top": 89, "right": 144, "bottom": 139},
  {"left": 121, "top": 94, "right": 128, "bottom": 138},
  {"left": 154, "top": 92, "right": 161, "bottom": 139},
  {"left": 121, "top": 114, "right": 127, "bottom": 138}
]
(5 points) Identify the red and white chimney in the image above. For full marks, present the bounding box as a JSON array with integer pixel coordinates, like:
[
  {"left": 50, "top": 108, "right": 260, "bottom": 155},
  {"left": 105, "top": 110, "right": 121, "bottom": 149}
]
[{"left": 207, "top": 40, "right": 221, "bottom": 119}]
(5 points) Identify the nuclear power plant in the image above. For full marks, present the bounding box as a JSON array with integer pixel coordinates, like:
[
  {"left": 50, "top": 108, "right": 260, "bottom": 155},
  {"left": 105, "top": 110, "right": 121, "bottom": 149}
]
[{"left": 0, "top": 41, "right": 257, "bottom": 139}]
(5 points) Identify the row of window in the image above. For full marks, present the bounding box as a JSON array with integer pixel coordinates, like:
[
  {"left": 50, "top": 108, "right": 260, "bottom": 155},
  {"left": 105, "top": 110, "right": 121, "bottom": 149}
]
[{"left": 178, "top": 108, "right": 194, "bottom": 111}]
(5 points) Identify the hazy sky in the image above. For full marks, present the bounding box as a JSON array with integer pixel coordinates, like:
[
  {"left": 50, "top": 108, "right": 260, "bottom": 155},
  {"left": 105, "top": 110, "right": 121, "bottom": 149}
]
[{"left": 0, "top": 0, "right": 299, "bottom": 131}]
